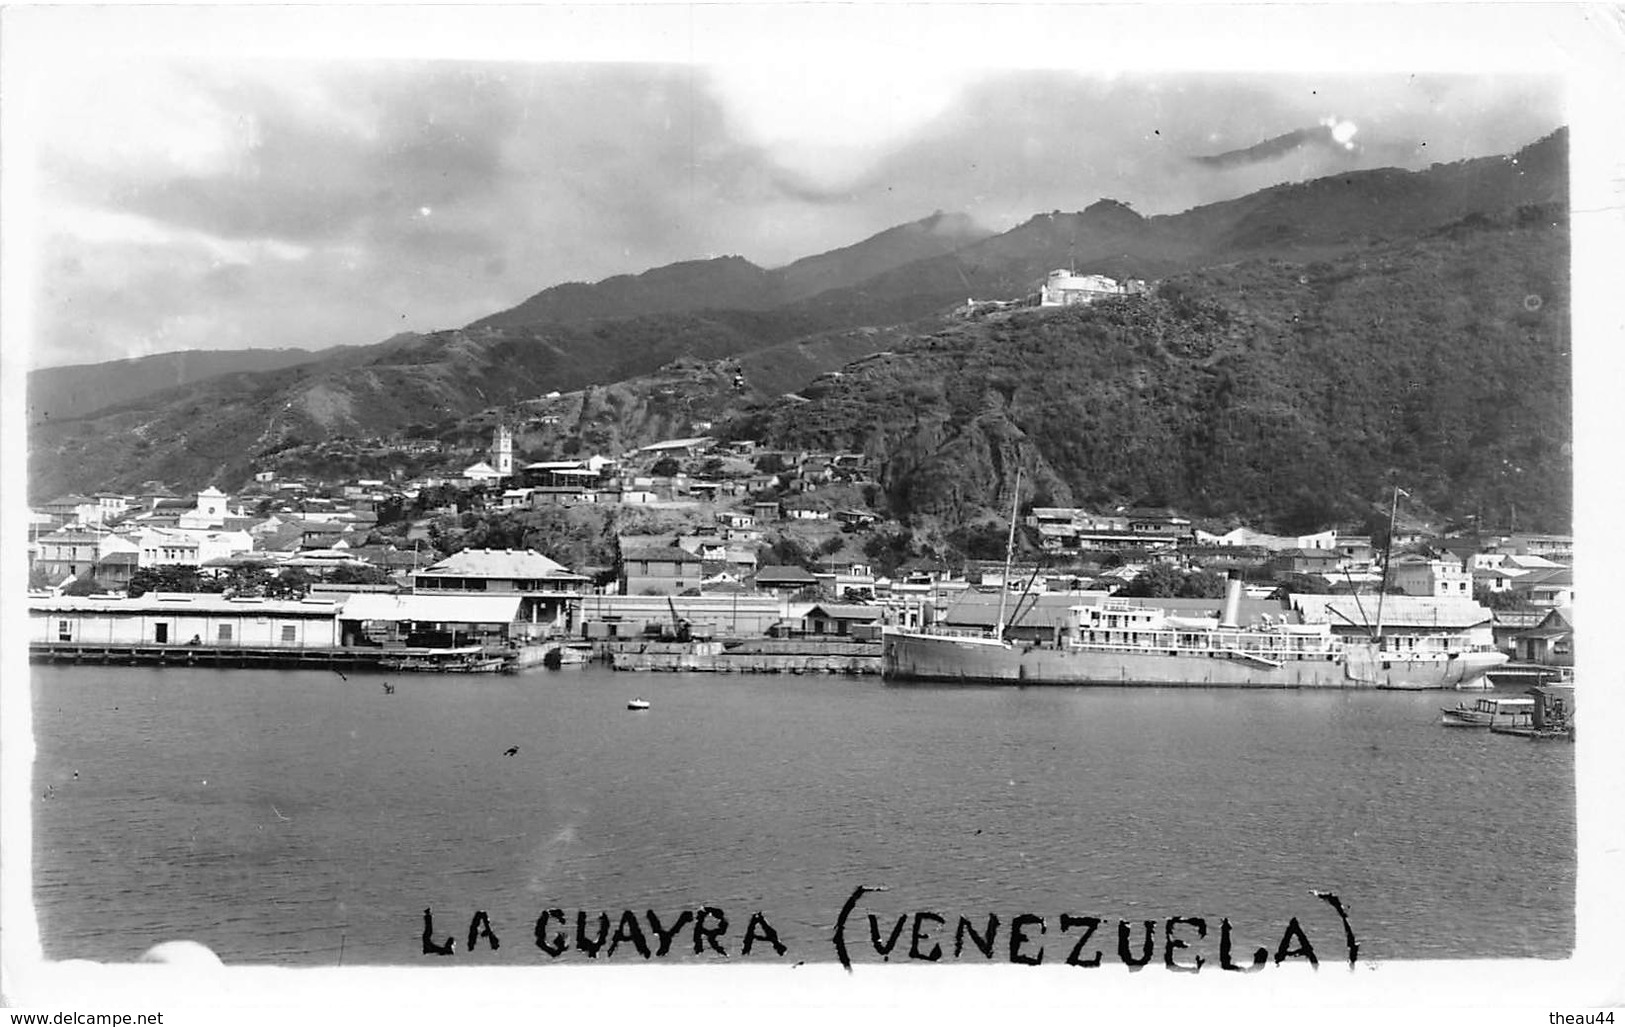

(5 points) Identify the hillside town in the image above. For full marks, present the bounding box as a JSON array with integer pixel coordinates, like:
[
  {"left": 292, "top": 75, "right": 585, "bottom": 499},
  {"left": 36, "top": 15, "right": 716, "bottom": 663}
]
[{"left": 27, "top": 421, "right": 1574, "bottom": 680}]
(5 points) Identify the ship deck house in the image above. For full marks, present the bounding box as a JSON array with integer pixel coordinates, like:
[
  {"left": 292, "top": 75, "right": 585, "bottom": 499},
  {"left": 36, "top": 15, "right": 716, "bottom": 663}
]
[{"left": 1288, "top": 594, "right": 1496, "bottom": 650}]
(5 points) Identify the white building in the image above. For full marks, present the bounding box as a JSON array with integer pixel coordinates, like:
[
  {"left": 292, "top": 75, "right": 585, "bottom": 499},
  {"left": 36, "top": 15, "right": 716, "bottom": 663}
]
[
  {"left": 135, "top": 526, "right": 254, "bottom": 568},
  {"left": 1040, "top": 270, "right": 1144, "bottom": 307},
  {"left": 1390, "top": 554, "right": 1474, "bottom": 598},
  {"left": 462, "top": 460, "right": 504, "bottom": 483},
  {"left": 31, "top": 593, "right": 342, "bottom": 647},
  {"left": 176, "top": 487, "right": 235, "bottom": 529},
  {"left": 490, "top": 425, "right": 514, "bottom": 477}
]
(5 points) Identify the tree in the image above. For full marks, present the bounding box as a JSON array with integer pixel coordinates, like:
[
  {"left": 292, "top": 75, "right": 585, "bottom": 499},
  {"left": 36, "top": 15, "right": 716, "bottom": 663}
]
[
  {"left": 1178, "top": 569, "right": 1229, "bottom": 598},
  {"left": 1120, "top": 564, "right": 1185, "bottom": 598},
  {"left": 62, "top": 577, "right": 109, "bottom": 597},
  {"left": 328, "top": 563, "right": 391, "bottom": 585},
  {"left": 127, "top": 566, "right": 216, "bottom": 597},
  {"left": 265, "top": 568, "right": 314, "bottom": 599},
  {"left": 765, "top": 535, "right": 812, "bottom": 568},
  {"left": 817, "top": 536, "right": 845, "bottom": 557},
  {"left": 862, "top": 529, "right": 915, "bottom": 577},
  {"left": 1271, "top": 573, "right": 1333, "bottom": 599},
  {"left": 221, "top": 566, "right": 274, "bottom": 597},
  {"left": 1474, "top": 586, "right": 1530, "bottom": 611},
  {"left": 946, "top": 521, "right": 1010, "bottom": 561},
  {"left": 651, "top": 456, "right": 682, "bottom": 477},
  {"left": 1119, "top": 564, "right": 1226, "bottom": 599}
]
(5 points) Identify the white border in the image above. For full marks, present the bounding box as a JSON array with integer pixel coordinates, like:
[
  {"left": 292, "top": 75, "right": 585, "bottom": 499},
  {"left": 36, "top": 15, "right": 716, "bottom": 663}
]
[{"left": 4, "top": 4, "right": 1623, "bottom": 1021}]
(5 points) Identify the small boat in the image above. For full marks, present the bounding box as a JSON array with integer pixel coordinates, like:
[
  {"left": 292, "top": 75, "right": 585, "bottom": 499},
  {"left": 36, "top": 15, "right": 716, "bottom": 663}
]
[
  {"left": 379, "top": 645, "right": 510, "bottom": 674},
  {"left": 627, "top": 698, "right": 651, "bottom": 711},
  {"left": 1440, "top": 695, "right": 1535, "bottom": 728}
]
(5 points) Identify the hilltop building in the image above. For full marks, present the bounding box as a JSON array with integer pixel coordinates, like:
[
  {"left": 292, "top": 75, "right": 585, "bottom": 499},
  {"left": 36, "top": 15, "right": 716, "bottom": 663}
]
[{"left": 1039, "top": 270, "right": 1148, "bottom": 307}]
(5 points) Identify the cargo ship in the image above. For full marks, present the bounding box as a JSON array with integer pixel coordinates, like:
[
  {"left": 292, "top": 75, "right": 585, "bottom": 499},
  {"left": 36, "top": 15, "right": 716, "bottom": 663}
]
[
  {"left": 882, "top": 581, "right": 1507, "bottom": 689},
  {"left": 882, "top": 479, "right": 1506, "bottom": 689}
]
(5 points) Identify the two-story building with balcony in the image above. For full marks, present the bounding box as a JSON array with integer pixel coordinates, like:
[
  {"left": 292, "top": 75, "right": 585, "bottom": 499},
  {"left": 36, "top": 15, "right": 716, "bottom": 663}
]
[{"left": 412, "top": 548, "right": 590, "bottom": 636}]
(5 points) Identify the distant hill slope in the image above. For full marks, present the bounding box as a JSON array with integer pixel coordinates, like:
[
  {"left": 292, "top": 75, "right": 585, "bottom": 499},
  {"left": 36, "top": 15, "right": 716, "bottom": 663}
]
[
  {"left": 774, "top": 210, "right": 993, "bottom": 302},
  {"left": 28, "top": 347, "right": 323, "bottom": 424},
  {"left": 26, "top": 311, "right": 844, "bottom": 499},
  {"left": 28, "top": 129, "right": 1568, "bottom": 514},
  {"left": 786, "top": 129, "right": 1568, "bottom": 326},
  {"left": 733, "top": 204, "right": 1570, "bottom": 535},
  {"left": 468, "top": 210, "right": 993, "bottom": 330}
]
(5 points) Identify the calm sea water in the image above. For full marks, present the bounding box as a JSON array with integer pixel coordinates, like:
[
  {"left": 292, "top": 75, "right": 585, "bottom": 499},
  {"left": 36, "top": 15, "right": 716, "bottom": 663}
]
[{"left": 30, "top": 664, "right": 1574, "bottom": 966}]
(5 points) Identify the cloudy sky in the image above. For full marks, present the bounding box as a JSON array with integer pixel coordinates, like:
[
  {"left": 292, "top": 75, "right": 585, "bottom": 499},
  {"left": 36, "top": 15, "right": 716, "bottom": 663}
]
[{"left": 0, "top": 5, "right": 1591, "bottom": 370}]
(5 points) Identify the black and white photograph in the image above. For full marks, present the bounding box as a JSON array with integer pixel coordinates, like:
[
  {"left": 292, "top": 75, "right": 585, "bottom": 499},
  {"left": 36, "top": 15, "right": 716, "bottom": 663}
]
[{"left": 3, "top": 3, "right": 1621, "bottom": 1021}]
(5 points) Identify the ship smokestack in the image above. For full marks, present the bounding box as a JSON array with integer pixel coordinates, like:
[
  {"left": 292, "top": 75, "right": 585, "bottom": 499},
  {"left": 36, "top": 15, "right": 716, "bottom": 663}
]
[{"left": 1220, "top": 578, "right": 1243, "bottom": 628}]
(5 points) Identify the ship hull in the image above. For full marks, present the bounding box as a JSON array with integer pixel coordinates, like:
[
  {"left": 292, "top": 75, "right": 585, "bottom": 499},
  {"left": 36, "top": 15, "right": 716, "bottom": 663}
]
[{"left": 883, "top": 632, "right": 1507, "bottom": 689}]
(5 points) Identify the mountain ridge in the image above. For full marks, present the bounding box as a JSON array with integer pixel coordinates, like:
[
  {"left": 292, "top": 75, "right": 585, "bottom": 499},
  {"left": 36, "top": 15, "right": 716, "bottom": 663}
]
[{"left": 27, "top": 128, "right": 1569, "bottom": 527}]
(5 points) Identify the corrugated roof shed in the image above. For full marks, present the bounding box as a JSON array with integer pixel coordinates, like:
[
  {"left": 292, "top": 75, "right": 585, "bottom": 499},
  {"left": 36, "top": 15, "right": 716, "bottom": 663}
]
[
  {"left": 755, "top": 565, "right": 818, "bottom": 584},
  {"left": 806, "top": 604, "right": 883, "bottom": 621},
  {"left": 31, "top": 593, "right": 339, "bottom": 616},
  {"left": 622, "top": 547, "right": 702, "bottom": 562},
  {"left": 419, "top": 548, "right": 586, "bottom": 580},
  {"left": 340, "top": 594, "right": 525, "bottom": 623}
]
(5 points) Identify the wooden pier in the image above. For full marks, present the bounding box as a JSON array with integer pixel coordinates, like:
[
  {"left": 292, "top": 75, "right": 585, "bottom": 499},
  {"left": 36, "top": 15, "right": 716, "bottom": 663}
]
[{"left": 29, "top": 641, "right": 503, "bottom": 673}]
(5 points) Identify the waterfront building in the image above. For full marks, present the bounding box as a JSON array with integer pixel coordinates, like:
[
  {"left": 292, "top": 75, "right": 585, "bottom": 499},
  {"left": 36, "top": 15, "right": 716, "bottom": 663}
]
[
  {"left": 620, "top": 546, "right": 705, "bottom": 596},
  {"left": 577, "top": 593, "right": 784, "bottom": 639},
  {"left": 1511, "top": 605, "right": 1574, "bottom": 667},
  {"left": 412, "top": 548, "right": 589, "bottom": 634},
  {"left": 31, "top": 593, "right": 342, "bottom": 647},
  {"left": 801, "top": 603, "right": 883, "bottom": 638},
  {"left": 337, "top": 593, "right": 530, "bottom": 646}
]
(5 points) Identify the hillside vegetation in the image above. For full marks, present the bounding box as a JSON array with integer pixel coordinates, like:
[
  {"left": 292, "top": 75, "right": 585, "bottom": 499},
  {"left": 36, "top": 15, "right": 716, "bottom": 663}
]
[
  {"left": 27, "top": 130, "right": 1570, "bottom": 540},
  {"left": 734, "top": 204, "right": 1570, "bottom": 534}
]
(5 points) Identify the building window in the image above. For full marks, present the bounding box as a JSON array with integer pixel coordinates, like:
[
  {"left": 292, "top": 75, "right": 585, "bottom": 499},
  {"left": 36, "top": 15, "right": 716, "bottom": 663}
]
[
  {"left": 281, "top": 625, "right": 297, "bottom": 643},
  {"left": 58, "top": 619, "right": 71, "bottom": 642},
  {"left": 218, "top": 624, "right": 233, "bottom": 642}
]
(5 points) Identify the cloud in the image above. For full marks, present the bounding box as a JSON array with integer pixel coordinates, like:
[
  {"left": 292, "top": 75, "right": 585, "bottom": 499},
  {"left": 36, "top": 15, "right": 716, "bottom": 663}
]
[
  {"left": 1191, "top": 123, "right": 1361, "bottom": 170},
  {"left": 18, "top": 60, "right": 1564, "bottom": 369}
]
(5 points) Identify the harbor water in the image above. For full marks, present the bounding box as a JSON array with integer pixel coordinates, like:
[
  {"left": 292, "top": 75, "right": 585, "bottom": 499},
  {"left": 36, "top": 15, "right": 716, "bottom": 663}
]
[{"left": 30, "top": 664, "right": 1574, "bottom": 966}]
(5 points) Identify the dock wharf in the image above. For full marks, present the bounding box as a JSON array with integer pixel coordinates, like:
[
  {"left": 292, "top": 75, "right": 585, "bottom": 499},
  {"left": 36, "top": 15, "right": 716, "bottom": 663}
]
[
  {"left": 607, "top": 638, "right": 882, "bottom": 675},
  {"left": 29, "top": 641, "right": 501, "bottom": 673}
]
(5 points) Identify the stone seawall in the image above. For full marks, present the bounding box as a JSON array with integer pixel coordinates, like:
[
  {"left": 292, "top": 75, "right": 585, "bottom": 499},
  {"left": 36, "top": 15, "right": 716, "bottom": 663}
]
[{"left": 608, "top": 639, "right": 882, "bottom": 675}]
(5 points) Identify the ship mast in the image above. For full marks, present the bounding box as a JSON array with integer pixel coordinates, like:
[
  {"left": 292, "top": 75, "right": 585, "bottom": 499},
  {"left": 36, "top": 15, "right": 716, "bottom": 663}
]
[
  {"left": 993, "top": 468, "right": 1023, "bottom": 642},
  {"left": 1374, "top": 485, "right": 1404, "bottom": 644}
]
